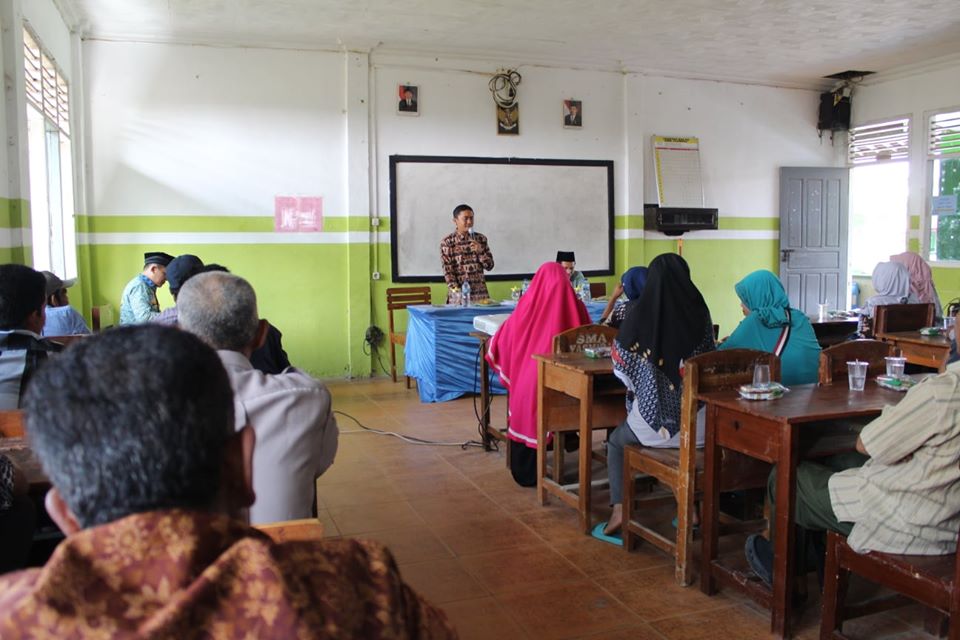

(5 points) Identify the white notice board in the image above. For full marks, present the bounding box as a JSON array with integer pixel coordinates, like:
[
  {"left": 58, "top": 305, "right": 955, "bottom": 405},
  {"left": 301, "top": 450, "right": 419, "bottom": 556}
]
[{"left": 653, "top": 136, "right": 704, "bottom": 208}]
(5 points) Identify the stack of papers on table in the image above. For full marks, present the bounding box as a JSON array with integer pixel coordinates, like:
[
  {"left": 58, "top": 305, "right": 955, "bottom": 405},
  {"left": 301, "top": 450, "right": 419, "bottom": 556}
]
[{"left": 473, "top": 314, "right": 511, "bottom": 336}]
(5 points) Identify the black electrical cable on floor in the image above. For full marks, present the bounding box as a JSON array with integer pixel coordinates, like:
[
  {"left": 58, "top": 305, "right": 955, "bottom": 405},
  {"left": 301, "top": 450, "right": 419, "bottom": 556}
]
[{"left": 334, "top": 410, "right": 485, "bottom": 450}]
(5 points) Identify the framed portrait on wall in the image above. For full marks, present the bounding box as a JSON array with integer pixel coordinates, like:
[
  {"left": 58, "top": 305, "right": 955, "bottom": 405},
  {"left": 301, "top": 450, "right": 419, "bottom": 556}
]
[
  {"left": 397, "top": 84, "right": 419, "bottom": 116},
  {"left": 497, "top": 105, "right": 519, "bottom": 135},
  {"left": 563, "top": 99, "right": 582, "bottom": 128}
]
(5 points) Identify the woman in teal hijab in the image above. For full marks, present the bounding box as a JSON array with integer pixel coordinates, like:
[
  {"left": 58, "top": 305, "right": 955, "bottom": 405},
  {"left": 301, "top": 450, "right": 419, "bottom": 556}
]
[{"left": 719, "top": 270, "right": 821, "bottom": 386}]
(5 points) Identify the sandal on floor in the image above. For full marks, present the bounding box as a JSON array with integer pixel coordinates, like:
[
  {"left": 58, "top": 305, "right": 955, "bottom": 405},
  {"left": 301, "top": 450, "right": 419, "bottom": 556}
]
[{"left": 591, "top": 522, "right": 623, "bottom": 546}]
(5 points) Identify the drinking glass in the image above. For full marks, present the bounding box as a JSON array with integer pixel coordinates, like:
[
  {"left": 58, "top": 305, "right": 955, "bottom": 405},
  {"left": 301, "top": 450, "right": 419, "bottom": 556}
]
[
  {"left": 884, "top": 356, "right": 906, "bottom": 379},
  {"left": 752, "top": 363, "right": 771, "bottom": 389},
  {"left": 817, "top": 303, "right": 829, "bottom": 322},
  {"left": 847, "top": 360, "right": 868, "bottom": 391}
]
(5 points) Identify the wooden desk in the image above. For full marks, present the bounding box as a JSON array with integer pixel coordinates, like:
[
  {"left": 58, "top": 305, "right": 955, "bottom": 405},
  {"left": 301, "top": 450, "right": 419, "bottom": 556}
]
[
  {"left": 471, "top": 330, "right": 507, "bottom": 454},
  {"left": 0, "top": 438, "right": 49, "bottom": 493},
  {"left": 877, "top": 331, "right": 951, "bottom": 372},
  {"left": 534, "top": 353, "right": 625, "bottom": 533},
  {"left": 699, "top": 382, "right": 905, "bottom": 638}
]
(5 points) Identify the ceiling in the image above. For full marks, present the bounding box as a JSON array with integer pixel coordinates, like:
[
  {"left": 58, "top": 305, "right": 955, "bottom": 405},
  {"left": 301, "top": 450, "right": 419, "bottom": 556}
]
[{"left": 56, "top": 0, "right": 960, "bottom": 88}]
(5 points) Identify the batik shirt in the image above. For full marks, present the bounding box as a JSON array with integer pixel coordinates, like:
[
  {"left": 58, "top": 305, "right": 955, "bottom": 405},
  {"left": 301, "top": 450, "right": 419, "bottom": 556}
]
[
  {"left": 0, "top": 455, "right": 14, "bottom": 511},
  {"left": 440, "top": 231, "right": 494, "bottom": 300},
  {"left": 119, "top": 274, "right": 161, "bottom": 324},
  {"left": 0, "top": 509, "right": 457, "bottom": 639}
]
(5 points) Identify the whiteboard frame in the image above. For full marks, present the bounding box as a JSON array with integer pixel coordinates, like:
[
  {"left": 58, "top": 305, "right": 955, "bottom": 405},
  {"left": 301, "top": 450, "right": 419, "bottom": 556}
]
[{"left": 389, "top": 155, "right": 615, "bottom": 283}]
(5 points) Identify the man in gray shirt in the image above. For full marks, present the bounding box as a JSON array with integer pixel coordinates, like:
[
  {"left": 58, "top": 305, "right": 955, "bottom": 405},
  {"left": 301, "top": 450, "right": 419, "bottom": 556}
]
[{"left": 178, "top": 271, "right": 338, "bottom": 524}]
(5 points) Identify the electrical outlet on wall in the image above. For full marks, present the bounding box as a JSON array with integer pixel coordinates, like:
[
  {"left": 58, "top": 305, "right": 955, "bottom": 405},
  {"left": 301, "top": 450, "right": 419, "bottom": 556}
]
[{"left": 372, "top": 271, "right": 381, "bottom": 280}]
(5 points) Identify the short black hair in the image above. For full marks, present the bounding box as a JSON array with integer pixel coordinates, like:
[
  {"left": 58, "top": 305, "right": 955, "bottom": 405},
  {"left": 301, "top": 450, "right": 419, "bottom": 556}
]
[
  {"left": 23, "top": 325, "right": 236, "bottom": 527},
  {"left": 0, "top": 264, "right": 46, "bottom": 330},
  {"left": 452, "top": 204, "right": 473, "bottom": 219}
]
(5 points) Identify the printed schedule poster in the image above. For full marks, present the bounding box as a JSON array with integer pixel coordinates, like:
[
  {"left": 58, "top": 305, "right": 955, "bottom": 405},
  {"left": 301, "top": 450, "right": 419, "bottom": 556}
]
[{"left": 653, "top": 136, "right": 704, "bottom": 208}]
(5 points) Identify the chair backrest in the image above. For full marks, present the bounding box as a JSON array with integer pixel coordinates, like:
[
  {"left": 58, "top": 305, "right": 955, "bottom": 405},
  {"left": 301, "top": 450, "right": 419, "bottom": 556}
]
[
  {"left": 589, "top": 282, "right": 607, "bottom": 299},
  {"left": 552, "top": 324, "right": 618, "bottom": 353},
  {"left": 0, "top": 410, "right": 25, "bottom": 438},
  {"left": 874, "top": 303, "right": 935, "bottom": 335},
  {"left": 46, "top": 335, "right": 89, "bottom": 348},
  {"left": 818, "top": 339, "right": 894, "bottom": 385},
  {"left": 385, "top": 287, "right": 432, "bottom": 335},
  {"left": 255, "top": 518, "right": 325, "bottom": 543}
]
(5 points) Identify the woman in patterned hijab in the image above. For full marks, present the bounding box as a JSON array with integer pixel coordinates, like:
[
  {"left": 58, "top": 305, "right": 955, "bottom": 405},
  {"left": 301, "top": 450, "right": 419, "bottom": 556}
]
[{"left": 600, "top": 253, "right": 715, "bottom": 537}]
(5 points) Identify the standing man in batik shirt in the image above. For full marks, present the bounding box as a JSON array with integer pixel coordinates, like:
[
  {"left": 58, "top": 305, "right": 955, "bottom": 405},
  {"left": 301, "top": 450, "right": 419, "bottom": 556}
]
[
  {"left": 440, "top": 204, "right": 494, "bottom": 302},
  {"left": 119, "top": 251, "right": 174, "bottom": 324}
]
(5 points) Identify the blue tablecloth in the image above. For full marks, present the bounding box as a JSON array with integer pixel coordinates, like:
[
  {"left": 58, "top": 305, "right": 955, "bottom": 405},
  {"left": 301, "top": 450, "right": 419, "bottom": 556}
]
[{"left": 405, "top": 301, "right": 608, "bottom": 403}]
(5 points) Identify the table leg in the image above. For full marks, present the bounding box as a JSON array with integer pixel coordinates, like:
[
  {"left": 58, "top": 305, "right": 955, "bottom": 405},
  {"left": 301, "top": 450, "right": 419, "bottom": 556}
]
[
  {"left": 578, "top": 373, "right": 593, "bottom": 534},
  {"left": 537, "top": 359, "right": 548, "bottom": 506},
  {"left": 771, "top": 422, "right": 799, "bottom": 639},
  {"left": 478, "top": 339, "right": 493, "bottom": 451},
  {"left": 700, "top": 404, "right": 721, "bottom": 595}
]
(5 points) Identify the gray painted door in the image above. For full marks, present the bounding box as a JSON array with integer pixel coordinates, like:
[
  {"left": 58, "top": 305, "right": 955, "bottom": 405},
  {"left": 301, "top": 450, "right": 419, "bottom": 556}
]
[{"left": 779, "top": 167, "right": 849, "bottom": 315}]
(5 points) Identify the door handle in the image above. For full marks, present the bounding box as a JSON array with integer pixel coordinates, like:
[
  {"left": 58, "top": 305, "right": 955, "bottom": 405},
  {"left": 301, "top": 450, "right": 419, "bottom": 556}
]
[{"left": 780, "top": 249, "right": 794, "bottom": 262}]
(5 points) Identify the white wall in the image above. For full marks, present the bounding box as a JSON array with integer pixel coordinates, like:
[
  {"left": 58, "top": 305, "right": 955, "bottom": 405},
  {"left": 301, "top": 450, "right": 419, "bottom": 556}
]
[
  {"left": 636, "top": 75, "right": 842, "bottom": 217},
  {"left": 372, "top": 54, "right": 630, "bottom": 220},
  {"left": 84, "top": 41, "right": 348, "bottom": 217}
]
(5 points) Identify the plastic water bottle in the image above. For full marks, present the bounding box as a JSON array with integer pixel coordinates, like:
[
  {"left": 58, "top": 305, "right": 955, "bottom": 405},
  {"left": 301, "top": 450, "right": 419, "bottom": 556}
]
[
  {"left": 461, "top": 280, "right": 471, "bottom": 307},
  {"left": 850, "top": 281, "right": 860, "bottom": 310},
  {"left": 580, "top": 284, "right": 591, "bottom": 302},
  {"left": 521, "top": 279, "right": 530, "bottom": 296}
]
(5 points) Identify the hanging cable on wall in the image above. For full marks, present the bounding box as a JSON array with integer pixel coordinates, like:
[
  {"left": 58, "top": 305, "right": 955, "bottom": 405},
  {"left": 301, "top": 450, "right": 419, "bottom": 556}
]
[{"left": 488, "top": 69, "right": 522, "bottom": 108}]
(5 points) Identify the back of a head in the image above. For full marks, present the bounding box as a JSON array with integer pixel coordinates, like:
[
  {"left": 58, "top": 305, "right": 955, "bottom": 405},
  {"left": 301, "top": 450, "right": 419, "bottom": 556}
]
[
  {"left": 0, "top": 264, "right": 45, "bottom": 331},
  {"left": 178, "top": 271, "right": 259, "bottom": 352},
  {"left": 23, "top": 325, "right": 235, "bottom": 527}
]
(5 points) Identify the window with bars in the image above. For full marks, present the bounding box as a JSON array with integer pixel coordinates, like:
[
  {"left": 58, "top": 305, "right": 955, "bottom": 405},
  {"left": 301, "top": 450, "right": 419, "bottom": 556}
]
[
  {"left": 847, "top": 118, "right": 910, "bottom": 275},
  {"left": 928, "top": 109, "right": 960, "bottom": 262},
  {"left": 23, "top": 26, "right": 76, "bottom": 279}
]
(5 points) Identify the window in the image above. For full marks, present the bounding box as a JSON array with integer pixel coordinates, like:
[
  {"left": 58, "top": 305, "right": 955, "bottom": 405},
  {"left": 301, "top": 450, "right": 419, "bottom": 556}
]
[
  {"left": 847, "top": 118, "right": 910, "bottom": 275},
  {"left": 927, "top": 109, "right": 960, "bottom": 262},
  {"left": 23, "top": 27, "right": 76, "bottom": 278}
]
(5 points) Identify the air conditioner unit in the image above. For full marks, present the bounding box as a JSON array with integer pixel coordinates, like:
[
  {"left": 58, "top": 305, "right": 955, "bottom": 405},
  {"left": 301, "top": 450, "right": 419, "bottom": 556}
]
[{"left": 643, "top": 205, "right": 718, "bottom": 236}]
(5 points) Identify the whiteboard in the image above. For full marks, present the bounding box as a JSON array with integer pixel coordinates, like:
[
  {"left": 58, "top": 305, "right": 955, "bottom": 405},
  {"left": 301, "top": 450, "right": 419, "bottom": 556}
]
[{"left": 389, "top": 156, "right": 614, "bottom": 281}]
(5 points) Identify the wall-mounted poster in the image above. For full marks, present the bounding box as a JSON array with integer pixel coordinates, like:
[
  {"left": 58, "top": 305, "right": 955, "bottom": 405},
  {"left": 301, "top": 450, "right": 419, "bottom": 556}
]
[
  {"left": 497, "top": 105, "right": 519, "bottom": 135},
  {"left": 275, "top": 196, "right": 323, "bottom": 232},
  {"left": 397, "top": 84, "right": 419, "bottom": 116},
  {"left": 563, "top": 99, "right": 582, "bottom": 128}
]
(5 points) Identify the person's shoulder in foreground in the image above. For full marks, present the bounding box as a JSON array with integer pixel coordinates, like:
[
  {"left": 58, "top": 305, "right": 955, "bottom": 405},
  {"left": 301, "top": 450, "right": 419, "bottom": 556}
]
[{"left": 0, "top": 324, "right": 456, "bottom": 639}]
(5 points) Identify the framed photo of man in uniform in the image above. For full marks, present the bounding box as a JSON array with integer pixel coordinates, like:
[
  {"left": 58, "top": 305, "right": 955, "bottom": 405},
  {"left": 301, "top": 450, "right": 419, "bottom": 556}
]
[
  {"left": 563, "top": 99, "right": 582, "bottom": 128},
  {"left": 397, "top": 84, "right": 419, "bottom": 116}
]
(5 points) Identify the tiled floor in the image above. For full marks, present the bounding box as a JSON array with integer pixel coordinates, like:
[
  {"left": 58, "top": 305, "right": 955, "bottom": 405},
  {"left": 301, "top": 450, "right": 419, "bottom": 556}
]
[{"left": 320, "top": 378, "right": 937, "bottom": 640}]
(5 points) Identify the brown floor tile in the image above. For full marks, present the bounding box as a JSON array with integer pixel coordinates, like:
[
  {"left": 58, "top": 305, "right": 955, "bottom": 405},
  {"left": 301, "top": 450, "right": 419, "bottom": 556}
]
[
  {"left": 549, "top": 535, "right": 671, "bottom": 578},
  {"left": 458, "top": 545, "right": 586, "bottom": 595},
  {"left": 408, "top": 492, "right": 507, "bottom": 526},
  {"left": 328, "top": 500, "right": 425, "bottom": 535},
  {"left": 315, "top": 509, "right": 340, "bottom": 538},
  {"left": 495, "top": 580, "right": 638, "bottom": 640},
  {"left": 355, "top": 525, "right": 454, "bottom": 565},
  {"left": 577, "top": 622, "right": 666, "bottom": 639},
  {"left": 399, "top": 558, "right": 490, "bottom": 605},
  {"left": 391, "top": 469, "right": 476, "bottom": 500},
  {"left": 315, "top": 477, "right": 405, "bottom": 508},
  {"left": 600, "top": 564, "right": 742, "bottom": 622},
  {"left": 649, "top": 604, "right": 769, "bottom": 639},
  {"left": 433, "top": 515, "right": 543, "bottom": 556},
  {"left": 439, "top": 597, "right": 530, "bottom": 640}
]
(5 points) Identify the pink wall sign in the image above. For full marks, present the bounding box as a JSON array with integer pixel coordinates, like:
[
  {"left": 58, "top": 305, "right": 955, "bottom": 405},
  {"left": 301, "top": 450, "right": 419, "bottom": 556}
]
[{"left": 274, "top": 196, "right": 323, "bottom": 232}]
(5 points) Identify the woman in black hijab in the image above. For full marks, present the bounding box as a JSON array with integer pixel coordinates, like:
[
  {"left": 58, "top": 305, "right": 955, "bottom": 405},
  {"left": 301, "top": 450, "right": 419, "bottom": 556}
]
[{"left": 600, "top": 253, "right": 715, "bottom": 537}]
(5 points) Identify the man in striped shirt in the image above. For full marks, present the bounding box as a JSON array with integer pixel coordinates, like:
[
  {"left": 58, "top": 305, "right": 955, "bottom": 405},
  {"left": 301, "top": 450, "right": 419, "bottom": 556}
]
[{"left": 746, "top": 361, "right": 960, "bottom": 584}]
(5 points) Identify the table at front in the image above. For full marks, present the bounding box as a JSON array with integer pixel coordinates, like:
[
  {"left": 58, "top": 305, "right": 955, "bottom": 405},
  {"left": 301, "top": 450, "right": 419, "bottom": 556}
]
[
  {"left": 699, "top": 382, "right": 906, "bottom": 639},
  {"left": 404, "top": 301, "right": 607, "bottom": 403},
  {"left": 0, "top": 438, "right": 49, "bottom": 494},
  {"left": 877, "top": 330, "right": 952, "bottom": 372},
  {"left": 533, "top": 353, "right": 626, "bottom": 534}
]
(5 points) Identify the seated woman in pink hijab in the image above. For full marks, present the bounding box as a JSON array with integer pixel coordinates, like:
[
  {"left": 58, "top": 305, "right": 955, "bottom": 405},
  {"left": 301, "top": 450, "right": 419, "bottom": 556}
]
[
  {"left": 890, "top": 251, "right": 943, "bottom": 318},
  {"left": 487, "top": 262, "right": 591, "bottom": 486}
]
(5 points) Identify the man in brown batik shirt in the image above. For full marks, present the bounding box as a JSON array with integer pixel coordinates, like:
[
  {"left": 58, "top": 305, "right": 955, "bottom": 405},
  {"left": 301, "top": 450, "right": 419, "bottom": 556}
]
[{"left": 440, "top": 204, "right": 495, "bottom": 302}]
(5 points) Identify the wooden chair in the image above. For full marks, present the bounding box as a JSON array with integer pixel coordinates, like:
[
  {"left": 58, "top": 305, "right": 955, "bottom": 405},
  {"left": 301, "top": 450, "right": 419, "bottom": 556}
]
[
  {"left": 552, "top": 323, "right": 617, "bottom": 354},
  {"left": 45, "top": 335, "right": 89, "bottom": 348},
  {"left": 589, "top": 282, "right": 607, "bottom": 299},
  {"left": 821, "top": 527, "right": 960, "bottom": 639},
  {"left": 818, "top": 339, "right": 894, "bottom": 385},
  {"left": 873, "top": 303, "right": 935, "bottom": 337},
  {"left": 622, "top": 349, "right": 777, "bottom": 585},
  {"left": 386, "top": 287, "right": 432, "bottom": 387},
  {"left": 256, "top": 518, "right": 325, "bottom": 543},
  {"left": 0, "top": 411, "right": 25, "bottom": 438},
  {"left": 549, "top": 324, "right": 620, "bottom": 479}
]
